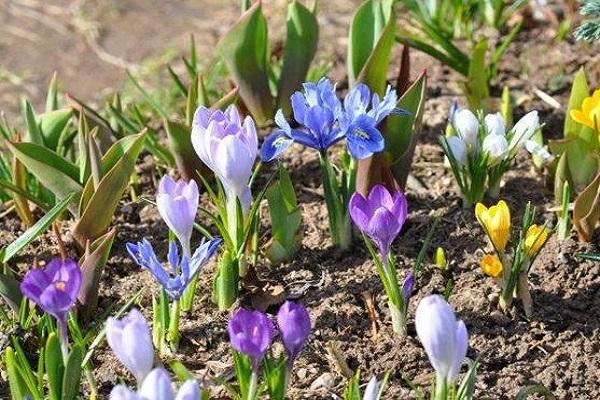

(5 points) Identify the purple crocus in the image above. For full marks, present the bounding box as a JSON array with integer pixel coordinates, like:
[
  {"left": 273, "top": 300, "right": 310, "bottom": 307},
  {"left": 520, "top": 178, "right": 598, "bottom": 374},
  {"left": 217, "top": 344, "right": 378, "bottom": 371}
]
[
  {"left": 277, "top": 301, "right": 311, "bottom": 362},
  {"left": 228, "top": 308, "right": 275, "bottom": 370},
  {"left": 401, "top": 272, "right": 414, "bottom": 301},
  {"left": 349, "top": 184, "right": 408, "bottom": 258},
  {"left": 21, "top": 258, "right": 81, "bottom": 356},
  {"left": 415, "top": 295, "right": 468, "bottom": 385},
  {"left": 126, "top": 238, "right": 222, "bottom": 300},
  {"left": 106, "top": 309, "right": 154, "bottom": 383},
  {"left": 156, "top": 175, "right": 199, "bottom": 256}
]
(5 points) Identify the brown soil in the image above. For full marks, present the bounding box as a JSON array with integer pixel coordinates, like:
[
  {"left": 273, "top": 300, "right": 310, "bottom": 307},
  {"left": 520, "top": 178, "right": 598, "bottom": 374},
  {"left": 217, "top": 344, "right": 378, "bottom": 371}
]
[{"left": 1, "top": 1, "right": 599, "bottom": 400}]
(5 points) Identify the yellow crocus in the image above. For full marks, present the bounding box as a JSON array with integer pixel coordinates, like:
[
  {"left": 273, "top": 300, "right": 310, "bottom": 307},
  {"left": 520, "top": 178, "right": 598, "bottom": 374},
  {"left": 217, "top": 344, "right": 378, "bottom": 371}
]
[
  {"left": 475, "top": 200, "right": 511, "bottom": 252},
  {"left": 480, "top": 254, "right": 503, "bottom": 278},
  {"left": 570, "top": 89, "right": 600, "bottom": 131},
  {"left": 525, "top": 224, "right": 550, "bottom": 257}
]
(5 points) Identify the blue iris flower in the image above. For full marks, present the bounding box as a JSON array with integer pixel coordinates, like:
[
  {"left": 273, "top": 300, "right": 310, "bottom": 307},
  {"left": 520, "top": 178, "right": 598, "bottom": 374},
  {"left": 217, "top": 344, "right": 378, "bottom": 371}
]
[
  {"left": 126, "top": 237, "right": 222, "bottom": 300},
  {"left": 261, "top": 78, "right": 409, "bottom": 162}
]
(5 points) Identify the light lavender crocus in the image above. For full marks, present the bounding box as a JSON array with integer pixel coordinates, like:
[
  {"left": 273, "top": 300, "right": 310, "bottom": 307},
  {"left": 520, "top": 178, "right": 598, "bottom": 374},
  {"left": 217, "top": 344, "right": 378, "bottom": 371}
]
[
  {"left": 228, "top": 308, "right": 275, "bottom": 370},
  {"left": 277, "top": 301, "right": 311, "bottom": 363},
  {"left": 349, "top": 184, "right": 408, "bottom": 259},
  {"left": 110, "top": 368, "right": 200, "bottom": 400},
  {"left": 452, "top": 108, "right": 479, "bottom": 148},
  {"left": 191, "top": 105, "right": 258, "bottom": 212},
  {"left": 156, "top": 175, "right": 199, "bottom": 256},
  {"left": 415, "top": 295, "right": 468, "bottom": 386},
  {"left": 106, "top": 309, "right": 154, "bottom": 383}
]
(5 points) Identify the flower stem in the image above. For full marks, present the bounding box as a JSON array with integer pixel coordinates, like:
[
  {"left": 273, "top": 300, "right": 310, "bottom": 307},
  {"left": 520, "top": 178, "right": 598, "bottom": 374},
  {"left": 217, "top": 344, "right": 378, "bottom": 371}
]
[
  {"left": 434, "top": 376, "right": 448, "bottom": 400},
  {"left": 388, "top": 301, "right": 407, "bottom": 336},
  {"left": 246, "top": 370, "right": 259, "bottom": 400},
  {"left": 167, "top": 299, "right": 181, "bottom": 351},
  {"left": 180, "top": 245, "right": 196, "bottom": 312},
  {"left": 57, "top": 315, "right": 69, "bottom": 363}
]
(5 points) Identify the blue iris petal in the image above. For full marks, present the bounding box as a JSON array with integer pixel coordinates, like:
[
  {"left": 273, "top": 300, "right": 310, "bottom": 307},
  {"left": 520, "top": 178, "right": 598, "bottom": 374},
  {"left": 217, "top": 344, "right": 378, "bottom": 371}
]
[
  {"left": 261, "top": 130, "right": 294, "bottom": 162},
  {"left": 345, "top": 115, "right": 385, "bottom": 160}
]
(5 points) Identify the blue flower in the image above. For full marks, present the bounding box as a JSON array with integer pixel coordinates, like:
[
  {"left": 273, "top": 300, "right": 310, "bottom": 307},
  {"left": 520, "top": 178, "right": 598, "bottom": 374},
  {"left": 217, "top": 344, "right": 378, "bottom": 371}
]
[
  {"left": 126, "top": 237, "right": 222, "bottom": 300},
  {"left": 260, "top": 110, "right": 297, "bottom": 162}
]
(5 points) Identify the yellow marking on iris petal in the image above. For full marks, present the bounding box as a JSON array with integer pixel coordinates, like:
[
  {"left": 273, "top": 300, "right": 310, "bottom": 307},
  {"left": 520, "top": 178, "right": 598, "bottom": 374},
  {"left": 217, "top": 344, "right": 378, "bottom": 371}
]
[
  {"left": 273, "top": 136, "right": 288, "bottom": 146},
  {"left": 55, "top": 282, "right": 66, "bottom": 291},
  {"left": 353, "top": 127, "right": 370, "bottom": 139}
]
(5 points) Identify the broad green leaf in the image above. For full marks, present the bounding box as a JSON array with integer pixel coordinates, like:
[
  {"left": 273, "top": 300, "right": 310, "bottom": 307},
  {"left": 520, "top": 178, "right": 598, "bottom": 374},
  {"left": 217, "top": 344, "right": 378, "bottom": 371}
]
[
  {"left": 165, "top": 120, "right": 209, "bottom": 183},
  {"left": 78, "top": 228, "right": 116, "bottom": 318},
  {"left": 565, "top": 138, "right": 598, "bottom": 190},
  {"left": 67, "top": 94, "right": 117, "bottom": 149},
  {"left": 39, "top": 109, "right": 73, "bottom": 151},
  {"left": 0, "top": 271, "right": 22, "bottom": 312},
  {"left": 45, "top": 333, "right": 64, "bottom": 400},
  {"left": 277, "top": 1, "right": 319, "bottom": 114},
  {"left": 387, "top": 72, "right": 428, "bottom": 188},
  {"left": 4, "top": 347, "right": 34, "bottom": 400},
  {"left": 6, "top": 141, "right": 82, "bottom": 215},
  {"left": 217, "top": 2, "right": 273, "bottom": 125},
  {"left": 22, "top": 99, "right": 44, "bottom": 145},
  {"left": 515, "top": 384, "right": 556, "bottom": 400},
  {"left": 72, "top": 132, "right": 146, "bottom": 246},
  {"left": 564, "top": 67, "right": 589, "bottom": 139},
  {"left": 61, "top": 344, "right": 84, "bottom": 400},
  {"left": 1, "top": 192, "right": 75, "bottom": 264},
  {"left": 348, "top": 0, "right": 394, "bottom": 92},
  {"left": 46, "top": 72, "right": 59, "bottom": 112},
  {"left": 12, "top": 155, "right": 34, "bottom": 227},
  {"left": 463, "top": 39, "right": 490, "bottom": 110},
  {"left": 573, "top": 171, "right": 600, "bottom": 242}
]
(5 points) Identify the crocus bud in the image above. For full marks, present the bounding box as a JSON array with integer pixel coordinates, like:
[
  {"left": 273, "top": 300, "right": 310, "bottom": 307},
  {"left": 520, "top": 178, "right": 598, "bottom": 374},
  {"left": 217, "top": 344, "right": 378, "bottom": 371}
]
[
  {"left": 452, "top": 108, "right": 479, "bottom": 148},
  {"left": 443, "top": 136, "right": 468, "bottom": 167},
  {"left": 156, "top": 175, "right": 199, "bottom": 255},
  {"left": 484, "top": 112, "right": 505, "bottom": 136},
  {"left": 109, "top": 385, "right": 141, "bottom": 400},
  {"left": 482, "top": 133, "right": 508, "bottom": 164},
  {"left": 349, "top": 185, "right": 408, "bottom": 258},
  {"left": 524, "top": 224, "right": 550, "bottom": 257},
  {"left": 415, "top": 295, "right": 468, "bottom": 384},
  {"left": 479, "top": 254, "right": 503, "bottom": 278},
  {"left": 20, "top": 258, "right": 81, "bottom": 322},
  {"left": 191, "top": 105, "right": 258, "bottom": 211},
  {"left": 277, "top": 301, "right": 311, "bottom": 362},
  {"left": 175, "top": 380, "right": 201, "bottom": 400},
  {"left": 401, "top": 272, "right": 414, "bottom": 301},
  {"left": 475, "top": 200, "right": 511, "bottom": 252},
  {"left": 106, "top": 309, "right": 154, "bottom": 383},
  {"left": 138, "top": 368, "right": 175, "bottom": 400},
  {"left": 363, "top": 376, "right": 381, "bottom": 400},
  {"left": 228, "top": 309, "right": 275, "bottom": 369},
  {"left": 509, "top": 111, "right": 539, "bottom": 152}
]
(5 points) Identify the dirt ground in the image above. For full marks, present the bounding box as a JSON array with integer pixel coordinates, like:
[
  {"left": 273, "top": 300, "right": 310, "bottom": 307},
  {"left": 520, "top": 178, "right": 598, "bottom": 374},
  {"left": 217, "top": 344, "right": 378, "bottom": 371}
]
[{"left": 0, "top": 1, "right": 599, "bottom": 399}]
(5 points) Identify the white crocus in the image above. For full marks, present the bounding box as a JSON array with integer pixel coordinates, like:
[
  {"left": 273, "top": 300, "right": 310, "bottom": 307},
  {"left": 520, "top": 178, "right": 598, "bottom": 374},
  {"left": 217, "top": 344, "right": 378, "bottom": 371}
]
[
  {"left": 443, "top": 136, "right": 468, "bottom": 168},
  {"left": 482, "top": 133, "right": 509, "bottom": 164},
  {"left": 452, "top": 108, "right": 479, "bottom": 148},
  {"left": 484, "top": 112, "right": 506, "bottom": 136},
  {"left": 508, "top": 111, "right": 539, "bottom": 153}
]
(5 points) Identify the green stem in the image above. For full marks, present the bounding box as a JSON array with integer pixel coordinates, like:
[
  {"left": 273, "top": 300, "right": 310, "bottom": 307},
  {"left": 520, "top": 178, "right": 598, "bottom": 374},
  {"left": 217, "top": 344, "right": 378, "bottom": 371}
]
[
  {"left": 246, "top": 370, "right": 259, "bottom": 400},
  {"left": 435, "top": 376, "right": 448, "bottom": 400},
  {"left": 180, "top": 245, "right": 196, "bottom": 312},
  {"left": 213, "top": 250, "right": 240, "bottom": 310},
  {"left": 167, "top": 299, "right": 181, "bottom": 351},
  {"left": 388, "top": 301, "right": 406, "bottom": 336}
]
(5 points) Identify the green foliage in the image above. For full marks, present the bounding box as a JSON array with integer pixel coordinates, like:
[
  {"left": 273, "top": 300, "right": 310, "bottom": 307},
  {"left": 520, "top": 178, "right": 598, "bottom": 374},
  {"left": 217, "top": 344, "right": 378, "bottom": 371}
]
[{"left": 575, "top": 0, "right": 600, "bottom": 42}]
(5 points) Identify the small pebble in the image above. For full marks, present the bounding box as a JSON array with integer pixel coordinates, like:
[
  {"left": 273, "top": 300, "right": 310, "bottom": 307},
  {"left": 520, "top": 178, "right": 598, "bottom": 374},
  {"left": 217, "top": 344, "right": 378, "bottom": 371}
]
[{"left": 310, "top": 372, "right": 335, "bottom": 390}]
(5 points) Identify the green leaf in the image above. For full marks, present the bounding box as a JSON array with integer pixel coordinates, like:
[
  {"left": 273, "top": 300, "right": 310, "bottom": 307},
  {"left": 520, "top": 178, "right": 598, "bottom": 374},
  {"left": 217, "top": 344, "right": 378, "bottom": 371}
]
[
  {"left": 72, "top": 132, "right": 146, "bottom": 246},
  {"left": 463, "top": 39, "right": 490, "bottom": 110},
  {"left": 6, "top": 141, "right": 82, "bottom": 215},
  {"left": 61, "top": 344, "right": 84, "bottom": 400},
  {"left": 45, "top": 333, "right": 64, "bottom": 400},
  {"left": 277, "top": 1, "right": 319, "bottom": 114},
  {"left": 46, "top": 73, "right": 59, "bottom": 112},
  {"left": 515, "top": 384, "right": 556, "bottom": 400},
  {"left": 348, "top": 0, "right": 394, "bottom": 92},
  {"left": 78, "top": 228, "right": 116, "bottom": 318},
  {"left": 39, "top": 109, "right": 73, "bottom": 151},
  {"left": 386, "top": 71, "right": 427, "bottom": 187},
  {"left": 573, "top": 171, "right": 600, "bottom": 242},
  {"left": 564, "top": 67, "right": 589, "bottom": 139},
  {"left": 0, "top": 271, "right": 22, "bottom": 312},
  {"left": 217, "top": 2, "right": 273, "bottom": 125},
  {"left": 169, "top": 361, "right": 196, "bottom": 382},
  {"left": 67, "top": 94, "right": 117, "bottom": 150},
  {"left": 22, "top": 99, "right": 44, "bottom": 145},
  {"left": 1, "top": 192, "right": 76, "bottom": 264},
  {"left": 4, "top": 347, "right": 36, "bottom": 400},
  {"left": 165, "top": 120, "right": 209, "bottom": 182}
]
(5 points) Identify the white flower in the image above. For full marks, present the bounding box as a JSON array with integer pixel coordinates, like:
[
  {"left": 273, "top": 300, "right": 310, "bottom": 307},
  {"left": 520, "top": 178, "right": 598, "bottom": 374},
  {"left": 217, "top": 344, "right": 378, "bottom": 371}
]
[
  {"left": 484, "top": 113, "right": 506, "bottom": 136},
  {"left": 482, "top": 134, "right": 509, "bottom": 164},
  {"left": 525, "top": 140, "right": 554, "bottom": 163},
  {"left": 443, "top": 136, "right": 468, "bottom": 167},
  {"left": 509, "top": 111, "right": 539, "bottom": 152},
  {"left": 452, "top": 108, "right": 479, "bottom": 148}
]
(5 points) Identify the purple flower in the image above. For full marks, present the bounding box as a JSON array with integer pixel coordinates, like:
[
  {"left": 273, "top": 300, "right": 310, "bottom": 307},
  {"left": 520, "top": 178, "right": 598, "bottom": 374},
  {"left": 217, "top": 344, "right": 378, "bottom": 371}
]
[
  {"left": 191, "top": 105, "right": 258, "bottom": 211},
  {"left": 156, "top": 175, "right": 199, "bottom": 256},
  {"left": 415, "top": 295, "right": 468, "bottom": 384},
  {"left": 126, "top": 238, "right": 222, "bottom": 300},
  {"left": 401, "top": 272, "right": 414, "bottom": 301},
  {"left": 260, "top": 110, "right": 299, "bottom": 162},
  {"left": 349, "top": 185, "right": 408, "bottom": 257},
  {"left": 106, "top": 309, "right": 154, "bottom": 383},
  {"left": 228, "top": 308, "right": 275, "bottom": 369},
  {"left": 277, "top": 301, "right": 311, "bottom": 362},
  {"left": 20, "top": 258, "right": 81, "bottom": 322}
]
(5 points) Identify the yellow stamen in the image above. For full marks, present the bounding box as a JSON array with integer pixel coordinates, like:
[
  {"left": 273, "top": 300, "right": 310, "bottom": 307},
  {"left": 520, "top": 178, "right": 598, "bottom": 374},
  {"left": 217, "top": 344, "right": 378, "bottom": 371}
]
[{"left": 55, "top": 282, "right": 66, "bottom": 291}]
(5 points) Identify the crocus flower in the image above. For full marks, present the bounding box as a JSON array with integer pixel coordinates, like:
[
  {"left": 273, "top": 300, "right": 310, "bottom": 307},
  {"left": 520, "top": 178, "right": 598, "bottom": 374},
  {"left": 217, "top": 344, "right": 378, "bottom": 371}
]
[
  {"left": 452, "top": 108, "right": 479, "bottom": 148},
  {"left": 228, "top": 308, "right": 275, "bottom": 369},
  {"left": 401, "top": 272, "right": 414, "bottom": 301},
  {"left": 106, "top": 309, "right": 154, "bottom": 383},
  {"left": 156, "top": 175, "right": 199, "bottom": 256},
  {"left": 508, "top": 111, "right": 539, "bottom": 152},
  {"left": 191, "top": 105, "right": 258, "bottom": 211},
  {"left": 484, "top": 113, "right": 506, "bottom": 136},
  {"left": 475, "top": 200, "right": 511, "bottom": 252},
  {"left": 524, "top": 224, "right": 550, "bottom": 257},
  {"left": 443, "top": 136, "right": 468, "bottom": 167},
  {"left": 126, "top": 238, "right": 222, "bottom": 300},
  {"left": 363, "top": 376, "right": 381, "bottom": 400},
  {"left": 570, "top": 88, "right": 600, "bottom": 130},
  {"left": 479, "top": 254, "right": 503, "bottom": 278},
  {"left": 349, "top": 185, "right": 408, "bottom": 258},
  {"left": 277, "top": 301, "right": 311, "bottom": 362},
  {"left": 415, "top": 295, "right": 468, "bottom": 385},
  {"left": 110, "top": 368, "right": 200, "bottom": 400},
  {"left": 21, "top": 258, "right": 81, "bottom": 350},
  {"left": 482, "top": 133, "right": 508, "bottom": 164}
]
